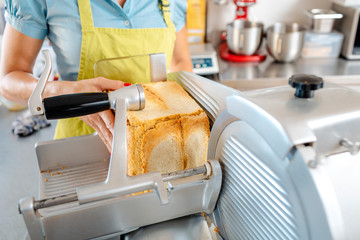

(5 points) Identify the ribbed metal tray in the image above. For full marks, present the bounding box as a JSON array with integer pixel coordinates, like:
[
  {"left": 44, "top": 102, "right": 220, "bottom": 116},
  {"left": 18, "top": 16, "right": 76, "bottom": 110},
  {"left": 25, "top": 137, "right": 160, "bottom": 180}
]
[{"left": 39, "top": 159, "right": 109, "bottom": 199}]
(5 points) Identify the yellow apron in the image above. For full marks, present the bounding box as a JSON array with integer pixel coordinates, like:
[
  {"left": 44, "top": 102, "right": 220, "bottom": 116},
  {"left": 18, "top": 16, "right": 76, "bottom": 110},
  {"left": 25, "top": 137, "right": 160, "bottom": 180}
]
[{"left": 54, "top": 0, "right": 176, "bottom": 139}]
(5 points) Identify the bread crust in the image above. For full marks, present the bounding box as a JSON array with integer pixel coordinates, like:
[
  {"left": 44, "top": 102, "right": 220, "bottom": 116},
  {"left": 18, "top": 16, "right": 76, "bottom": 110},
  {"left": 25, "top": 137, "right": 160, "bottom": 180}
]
[{"left": 126, "top": 81, "right": 209, "bottom": 176}]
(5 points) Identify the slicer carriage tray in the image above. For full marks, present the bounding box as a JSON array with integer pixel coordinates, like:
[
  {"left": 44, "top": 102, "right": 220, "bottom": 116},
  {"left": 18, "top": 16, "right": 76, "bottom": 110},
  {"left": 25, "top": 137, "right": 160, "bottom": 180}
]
[
  {"left": 28, "top": 129, "right": 222, "bottom": 240},
  {"left": 39, "top": 157, "right": 109, "bottom": 199},
  {"left": 36, "top": 133, "right": 110, "bottom": 200}
]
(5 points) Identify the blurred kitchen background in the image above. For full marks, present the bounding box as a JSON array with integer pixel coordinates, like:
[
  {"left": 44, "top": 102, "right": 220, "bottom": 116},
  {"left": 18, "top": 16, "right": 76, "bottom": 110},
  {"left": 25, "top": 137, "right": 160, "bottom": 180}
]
[
  {"left": 1, "top": 0, "right": 360, "bottom": 110},
  {"left": 206, "top": 0, "right": 334, "bottom": 45},
  {"left": 187, "top": 0, "right": 360, "bottom": 92}
]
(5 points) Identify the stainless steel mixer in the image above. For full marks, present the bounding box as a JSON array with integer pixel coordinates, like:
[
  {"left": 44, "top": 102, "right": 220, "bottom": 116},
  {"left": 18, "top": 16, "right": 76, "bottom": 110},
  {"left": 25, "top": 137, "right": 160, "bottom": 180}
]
[{"left": 19, "top": 51, "right": 360, "bottom": 239}]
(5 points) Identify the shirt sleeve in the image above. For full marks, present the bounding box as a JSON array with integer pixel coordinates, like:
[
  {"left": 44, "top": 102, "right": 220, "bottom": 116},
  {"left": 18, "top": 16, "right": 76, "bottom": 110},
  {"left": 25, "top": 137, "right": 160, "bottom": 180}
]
[
  {"left": 169, "top": 0, "right": 187, "bottom": 32},
  {"left": 4, "top": 0, "right": 48, "bottom": 39}
]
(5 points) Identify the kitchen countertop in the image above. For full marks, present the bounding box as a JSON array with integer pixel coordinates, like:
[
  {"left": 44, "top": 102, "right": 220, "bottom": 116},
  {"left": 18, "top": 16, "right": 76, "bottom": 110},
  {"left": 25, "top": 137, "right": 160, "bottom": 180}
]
[
  {"left": 0, "top": 106, "right": 56, "bottom": 240},
  {"left": 212, "top": 52, "right": 360, "bottom": 91},
  {"left": 190, "top": 41, "right": 360, "bottom": 90},
  {"left": 217, "top": 49, "right": 360, "bottom": 82},
  {"left": 218, "top": 55, "right": 360, "bottom": 81}
]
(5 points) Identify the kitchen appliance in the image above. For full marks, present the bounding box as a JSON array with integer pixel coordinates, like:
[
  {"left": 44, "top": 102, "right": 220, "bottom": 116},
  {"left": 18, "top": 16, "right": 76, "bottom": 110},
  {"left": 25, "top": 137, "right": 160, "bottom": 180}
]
[
  {"left": 219, "top": 0, "right": 267, "bottom": 62},
  {"left": 306, "top": 9, "right": 343, "bottom": 33},
  {"left": 173, "top": 73, "right": 360, "bottom": 239},
  {"left": 332, "top": 2, "right": 360, "bottom": 59},
  {"left": 20, "top": 51, "right": 360, "bottom": 239},
  {"left": 266, "top": 22, "right": 306, "bottom": 62},
  {"left": 333, "top": 0, "right": 360, "bottom": 6},
  {"left": 233, "top": 0, "right": 255, "bottom": 20},
  {"left": 189, "top": 43, "right": 219, "bottom": 76}
]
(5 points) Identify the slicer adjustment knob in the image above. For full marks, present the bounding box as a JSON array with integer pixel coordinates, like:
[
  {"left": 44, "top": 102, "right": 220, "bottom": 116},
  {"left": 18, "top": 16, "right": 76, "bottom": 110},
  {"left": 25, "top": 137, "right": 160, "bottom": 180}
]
[{"left": 289, "top": 74, "right": 324, "bottom": 98}]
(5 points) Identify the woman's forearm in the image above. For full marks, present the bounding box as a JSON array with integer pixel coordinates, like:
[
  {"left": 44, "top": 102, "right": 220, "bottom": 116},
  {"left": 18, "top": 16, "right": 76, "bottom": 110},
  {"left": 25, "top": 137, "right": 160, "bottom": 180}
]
[
  {"left": 0, "top": 69, "right": 92, "bottom": 105},
  {"left": 170, "top": 26, "right": 193, "bottom": 73},
  {"left": 0, "top": 71, "right": 38, "bottom": 105},
  {"left": 0, "top": 24, "right": 45, "bottom": 105},
  {"left": 0, "top": 71, "right": 73, "bottom": 105}
]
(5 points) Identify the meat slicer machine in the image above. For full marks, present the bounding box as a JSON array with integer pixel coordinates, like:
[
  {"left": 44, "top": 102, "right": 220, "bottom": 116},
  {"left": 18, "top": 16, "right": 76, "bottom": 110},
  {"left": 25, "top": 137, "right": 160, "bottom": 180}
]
[{"left": 20, "top": 50, "right": 360, "bottom": 239}]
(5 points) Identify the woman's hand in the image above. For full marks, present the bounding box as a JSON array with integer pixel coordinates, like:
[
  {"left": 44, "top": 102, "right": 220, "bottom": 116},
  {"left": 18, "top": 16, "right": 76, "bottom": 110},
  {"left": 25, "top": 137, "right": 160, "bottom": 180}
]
[
  {"left": 70, "top": 78, "right": 127, "bottom": 152},
  {"left": 44, "top": 77, "right": 127, "bottom": 152},
  {"left": 48, "top": 77, "right": 128, "bottom": 152},
  {"left": 80, "top": 109, "right": 115, "bottom": 152},
  {"left": 44, "top": 77, "right": 128, "bottom": 152}
]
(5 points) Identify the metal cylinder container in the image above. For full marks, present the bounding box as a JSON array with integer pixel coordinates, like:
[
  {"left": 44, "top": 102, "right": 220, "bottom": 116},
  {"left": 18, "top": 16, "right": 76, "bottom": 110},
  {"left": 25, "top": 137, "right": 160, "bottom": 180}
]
[{"left": 306, "top": 9, "right": 343, "bottom": 33}]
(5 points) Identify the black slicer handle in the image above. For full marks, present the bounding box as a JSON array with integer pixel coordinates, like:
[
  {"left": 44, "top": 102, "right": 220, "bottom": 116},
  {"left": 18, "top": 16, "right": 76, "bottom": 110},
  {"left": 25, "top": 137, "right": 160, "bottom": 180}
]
[{"left": 43, "top": 92, "right": 110, "bottom": 120}]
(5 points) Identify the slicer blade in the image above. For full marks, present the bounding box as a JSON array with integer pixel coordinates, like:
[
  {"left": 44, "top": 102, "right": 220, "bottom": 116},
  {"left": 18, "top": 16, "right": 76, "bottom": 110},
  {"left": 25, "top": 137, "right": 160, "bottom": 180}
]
[{"left": 167, "top": 71, "right": 240, "bottom": 123}]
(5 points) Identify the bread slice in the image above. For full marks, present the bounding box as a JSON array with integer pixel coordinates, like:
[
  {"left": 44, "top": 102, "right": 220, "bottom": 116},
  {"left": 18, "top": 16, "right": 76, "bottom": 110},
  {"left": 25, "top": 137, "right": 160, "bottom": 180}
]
[
  {"left": 126, "top": 81, "right": 210, "bottom": 176},
  {"left": 181, "top": 111, "right": 210, "bottom": 169}
]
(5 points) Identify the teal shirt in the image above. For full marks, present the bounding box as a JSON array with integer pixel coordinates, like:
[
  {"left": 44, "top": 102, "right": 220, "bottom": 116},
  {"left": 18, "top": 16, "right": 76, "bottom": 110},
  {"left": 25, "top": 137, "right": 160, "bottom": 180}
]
[{"left": 4, "top": 0, "right": 187, "bottom": 81}]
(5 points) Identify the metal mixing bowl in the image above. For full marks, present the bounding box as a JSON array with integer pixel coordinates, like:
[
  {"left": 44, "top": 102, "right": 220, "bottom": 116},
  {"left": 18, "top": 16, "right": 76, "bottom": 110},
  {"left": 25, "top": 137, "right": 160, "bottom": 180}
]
[
  {"left": 266, "top": 22, "right": 306, "bottom": 62},
  {"left": 226, "top": 20, "right": 264, "bottom": 55}
]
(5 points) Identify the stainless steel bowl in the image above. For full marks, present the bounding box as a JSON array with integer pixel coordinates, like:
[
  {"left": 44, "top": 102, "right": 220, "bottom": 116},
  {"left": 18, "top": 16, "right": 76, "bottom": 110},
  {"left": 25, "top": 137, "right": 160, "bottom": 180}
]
[
  {"left": 266, "top": 22, "right": 306, "bottom": 62},
  {"left": 226, "top": 20, "right": 264, "bottom": 55}
]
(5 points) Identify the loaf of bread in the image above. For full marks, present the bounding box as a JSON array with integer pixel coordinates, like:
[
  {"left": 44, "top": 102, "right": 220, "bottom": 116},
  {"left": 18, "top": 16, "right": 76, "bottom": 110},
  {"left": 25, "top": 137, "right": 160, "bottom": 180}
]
[{"left": 127, "top": 81, "right": 210, "bottom": 176}]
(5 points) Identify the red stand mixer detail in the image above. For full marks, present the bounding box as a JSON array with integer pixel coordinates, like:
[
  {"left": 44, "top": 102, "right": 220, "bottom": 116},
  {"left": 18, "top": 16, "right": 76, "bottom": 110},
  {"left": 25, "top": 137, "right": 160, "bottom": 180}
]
[
  {"left": 234, "top": 0, "right": 256, "bottom": 20},
  {"left": 219, "top": 0, "right": 266, "bottom": 62}
]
